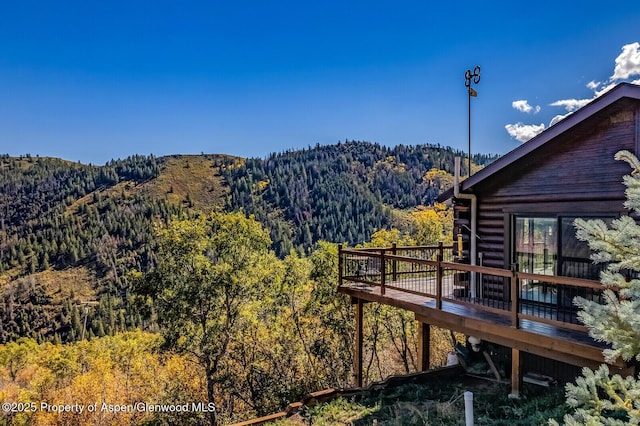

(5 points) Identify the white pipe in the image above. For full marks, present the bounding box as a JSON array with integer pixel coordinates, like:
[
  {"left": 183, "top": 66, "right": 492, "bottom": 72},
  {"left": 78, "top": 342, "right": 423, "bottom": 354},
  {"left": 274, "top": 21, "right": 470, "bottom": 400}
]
[
  {"left": 464, "top": 391, "right": 474, "bottom": 426},
  {"left": 454, "top": 157, "right": 477, "bottom": 299}
]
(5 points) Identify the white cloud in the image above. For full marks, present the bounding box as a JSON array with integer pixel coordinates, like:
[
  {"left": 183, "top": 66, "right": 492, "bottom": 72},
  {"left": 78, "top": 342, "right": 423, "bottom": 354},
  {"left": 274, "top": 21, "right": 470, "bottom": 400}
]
[
  {"left": 548, "top": 42, "right": 640, "bottom": 116},
  {"left": 512, "top": 100, "right": 541, "bottom": 114},
  {"left": 550, "top": 112, "right": 572, "bottom": 126},
  {"left": 611, "top": 42, "right": 640, "bottom": 81},
  {"left": 594, "top": 82, "right": 617, "bottom": 97},
  {"left": 586, "top": 80, "right": 600, "bottom": 90},
  {"left": 505, "top": 122, "right": 545, "bottom": 143},
  {"left": 549, "top": 98, "right": 591, "bottom": 112},
  {"left": 504, "top": 42, "right": 640, "bottom": 145}
]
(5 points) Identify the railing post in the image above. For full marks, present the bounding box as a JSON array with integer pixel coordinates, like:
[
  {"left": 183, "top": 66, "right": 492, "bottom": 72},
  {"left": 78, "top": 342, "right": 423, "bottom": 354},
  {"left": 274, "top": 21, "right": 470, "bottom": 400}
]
[
  {"left": 391, "top": 242, "right": 397, "bottom": 281},
  {"left": 436, "top": 241, "right": 443, "bottom": 310},
  {"left": 338, "top": 244, "right": 343, "bottom": 289},
  {"left": 380, "top": 249, "right": 386, "bottom": 296},
  {"left": 511, "top": 263, "right": 519, "bottom": 328}
]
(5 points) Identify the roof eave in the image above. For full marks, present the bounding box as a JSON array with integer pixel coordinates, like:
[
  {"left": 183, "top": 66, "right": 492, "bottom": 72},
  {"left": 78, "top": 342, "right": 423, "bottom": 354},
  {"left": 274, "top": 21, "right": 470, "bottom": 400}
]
[{"left": 453, "top": 83, "right": 640, "bottom": 194}]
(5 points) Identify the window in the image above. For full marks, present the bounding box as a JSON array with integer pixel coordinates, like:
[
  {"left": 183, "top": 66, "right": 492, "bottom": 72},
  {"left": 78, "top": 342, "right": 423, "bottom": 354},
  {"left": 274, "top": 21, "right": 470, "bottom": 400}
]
[
  {"left": 513, "top": 215, "right": 614, "bottom": 311},
  {"left": 559, "top": 217, "right": 606, "bottom": 279},
  {"left": 515, "top": 217, "right": 557, "bottom": 276},
  {"left": 514, "top": 215, "right": 611, "bottom": 280}
]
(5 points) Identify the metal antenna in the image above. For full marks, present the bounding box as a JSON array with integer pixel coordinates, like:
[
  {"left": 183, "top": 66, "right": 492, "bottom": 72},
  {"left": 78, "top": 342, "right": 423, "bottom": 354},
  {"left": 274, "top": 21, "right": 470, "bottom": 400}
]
[{"left": 464, "top": 66, "right": 481, "bottom": 176}]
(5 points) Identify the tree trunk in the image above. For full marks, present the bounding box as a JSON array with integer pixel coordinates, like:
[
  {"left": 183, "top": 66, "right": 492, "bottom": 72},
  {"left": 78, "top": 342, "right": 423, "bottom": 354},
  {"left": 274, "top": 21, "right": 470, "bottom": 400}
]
[{"left": 206, "top": 366, "right": 218, "bottom": 426}]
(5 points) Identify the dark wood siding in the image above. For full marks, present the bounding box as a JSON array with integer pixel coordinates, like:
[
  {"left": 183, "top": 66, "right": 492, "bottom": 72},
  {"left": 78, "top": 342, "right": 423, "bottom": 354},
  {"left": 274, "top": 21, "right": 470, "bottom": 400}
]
[
  {"left": 468, "top": 104, "right": 639, "bottom": 270},
  {"left": 448, "top": 96, "right": 640, "bottom": 384},
  {"left": 477, "top": 202, "right": 505, "bottom": 268}
]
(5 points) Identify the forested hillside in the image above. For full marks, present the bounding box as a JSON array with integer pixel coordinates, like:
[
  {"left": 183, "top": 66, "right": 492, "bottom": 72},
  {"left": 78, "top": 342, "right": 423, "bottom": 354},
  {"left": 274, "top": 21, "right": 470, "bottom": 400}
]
[
  {"left": 0, "top": 142, "right": 499, "bottom": 424},
  {"left": 0, "top": 142, "right": 497, "bottom": 346},
  {"left": 0, "top": 217, "right": 463, "bottom": 424},
  {"left": 223, "top": 141, "right": 496, "bottom": 254},
  {"left": 0, "top": 154, "right": 183, "bottom": 343},
  {"left": 1, "top": 154, "right": 162, "bottom": 273}
]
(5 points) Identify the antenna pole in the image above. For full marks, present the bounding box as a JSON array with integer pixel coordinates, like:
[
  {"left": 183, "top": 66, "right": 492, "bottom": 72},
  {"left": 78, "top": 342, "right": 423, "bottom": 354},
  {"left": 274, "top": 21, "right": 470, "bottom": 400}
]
[{"left": 464, "top": 66, "right": 481, "bottom": 176}]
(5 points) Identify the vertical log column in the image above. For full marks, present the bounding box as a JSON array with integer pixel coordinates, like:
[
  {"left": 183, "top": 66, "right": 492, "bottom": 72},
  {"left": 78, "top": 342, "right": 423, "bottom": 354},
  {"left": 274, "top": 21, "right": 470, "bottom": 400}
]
[
  {"left": 354, "top": 298, "right": 364, "bottom": 388},
  {"left": 417, "top": 321, "right": 431, "bottom": 371}
]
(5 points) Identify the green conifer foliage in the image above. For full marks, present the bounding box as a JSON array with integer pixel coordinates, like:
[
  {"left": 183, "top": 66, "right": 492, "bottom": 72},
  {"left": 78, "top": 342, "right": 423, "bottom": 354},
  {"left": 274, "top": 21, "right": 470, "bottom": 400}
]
[{"left": 551, "top": 150, "right": 640, "bottom": 425}]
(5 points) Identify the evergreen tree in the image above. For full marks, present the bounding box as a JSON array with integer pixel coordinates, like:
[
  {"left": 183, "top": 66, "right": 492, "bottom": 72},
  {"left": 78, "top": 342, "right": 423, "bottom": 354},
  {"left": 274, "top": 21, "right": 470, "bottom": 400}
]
[{"left": 551, "top": 150, "right": 640, "bottom": 425}]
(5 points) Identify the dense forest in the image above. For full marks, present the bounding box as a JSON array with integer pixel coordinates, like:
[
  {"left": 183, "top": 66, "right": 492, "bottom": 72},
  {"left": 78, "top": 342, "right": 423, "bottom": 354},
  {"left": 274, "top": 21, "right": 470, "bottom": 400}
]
[
  {"left": 0, "top": 142, "right": 498, "bottom": 345},
  {"left": 0, "top": 154, "right": 182, "bottom": 344},
  {"left": 0, "top": 214, "right": 460, "bottom": 425},
  {"left": 0, "top": 142, "right": 497, "bottom": 424},
  {"left": 223, "top": 141, "right": 496, "bottom": 254}
]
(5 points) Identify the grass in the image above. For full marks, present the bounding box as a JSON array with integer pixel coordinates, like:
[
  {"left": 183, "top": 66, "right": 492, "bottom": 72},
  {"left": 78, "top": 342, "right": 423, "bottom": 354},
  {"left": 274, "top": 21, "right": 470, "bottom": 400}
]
[
  {"left": 65, "top": 154, "right": 235, "bottom": 216},
  {"left": 270, "top": 378, "right": 570, "bottom": 425},
  {"left": 141, "top": 154, "right": 233, "bottom": 211},
  {"left": 1, "top": 267, "right": 96, "bottom": 304}
]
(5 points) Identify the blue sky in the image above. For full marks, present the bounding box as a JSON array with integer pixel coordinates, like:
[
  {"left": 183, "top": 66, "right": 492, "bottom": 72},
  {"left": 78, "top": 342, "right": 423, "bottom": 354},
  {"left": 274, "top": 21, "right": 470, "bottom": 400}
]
[{"left": 1, "top": 1, "right": 639, "bottom": 165}]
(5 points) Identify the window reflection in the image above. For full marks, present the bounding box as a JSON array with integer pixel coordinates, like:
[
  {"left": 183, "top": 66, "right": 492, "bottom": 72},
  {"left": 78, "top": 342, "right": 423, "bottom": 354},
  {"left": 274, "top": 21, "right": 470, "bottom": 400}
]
[
  {"left": 513, "top": 215, "right": 612, "bottom": 307},
  {"left": 515, "top": 217, "right": 557, "bottom": 276}
]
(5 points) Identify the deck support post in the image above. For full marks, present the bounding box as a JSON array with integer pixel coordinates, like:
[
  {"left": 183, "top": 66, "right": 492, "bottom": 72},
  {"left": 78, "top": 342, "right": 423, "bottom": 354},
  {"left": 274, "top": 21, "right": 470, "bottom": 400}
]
[
  {"left": 354, "top": 298, "right": 364, "bottom": 388},
  {"left": 510, "top": 347, "right": 522, "bottom": 398},
  {"left": 417, "top": 321, "right": 431, "bottom": 371}
]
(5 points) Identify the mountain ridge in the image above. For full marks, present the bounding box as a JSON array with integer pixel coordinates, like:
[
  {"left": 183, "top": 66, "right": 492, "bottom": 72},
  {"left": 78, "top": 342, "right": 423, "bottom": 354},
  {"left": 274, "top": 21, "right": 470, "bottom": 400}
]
[{"left": 0, "top": 142, "right": 498, "bottom": 344}]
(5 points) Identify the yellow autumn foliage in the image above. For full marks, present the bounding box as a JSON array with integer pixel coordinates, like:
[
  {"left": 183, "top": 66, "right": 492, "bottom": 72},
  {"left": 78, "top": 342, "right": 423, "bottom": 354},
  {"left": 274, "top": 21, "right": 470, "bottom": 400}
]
[{"left": 0, "top": 331, "right": 206, "bottom": 426}]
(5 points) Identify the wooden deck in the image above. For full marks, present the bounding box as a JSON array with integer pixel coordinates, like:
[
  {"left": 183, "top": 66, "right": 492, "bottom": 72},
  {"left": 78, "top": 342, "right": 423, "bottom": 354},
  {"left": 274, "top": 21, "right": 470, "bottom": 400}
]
[
  {"left": 338, "top": 245, "right": 630, "bottom": 390},
  {"left": 338, "top": 281, "right": 619, "bottom": 371}
]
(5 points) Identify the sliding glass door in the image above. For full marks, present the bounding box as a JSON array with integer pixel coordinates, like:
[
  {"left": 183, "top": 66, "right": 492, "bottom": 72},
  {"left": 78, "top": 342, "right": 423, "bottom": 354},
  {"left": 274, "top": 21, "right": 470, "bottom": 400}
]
[{"left": 513, "top": 215, "right": 611, "bottom": 309}]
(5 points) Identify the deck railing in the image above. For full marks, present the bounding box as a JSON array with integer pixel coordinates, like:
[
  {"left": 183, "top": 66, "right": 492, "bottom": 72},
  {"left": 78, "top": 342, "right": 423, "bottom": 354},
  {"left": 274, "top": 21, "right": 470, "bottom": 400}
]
[{"left": 339, "top": 244, "right": 608, "bottom": 333}]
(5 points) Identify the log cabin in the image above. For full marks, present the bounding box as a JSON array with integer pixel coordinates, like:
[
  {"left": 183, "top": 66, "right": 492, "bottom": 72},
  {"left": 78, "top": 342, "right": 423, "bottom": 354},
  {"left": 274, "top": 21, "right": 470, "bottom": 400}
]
[{"left": 337, "top": 82, "right": 640, "bottom": 394}]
